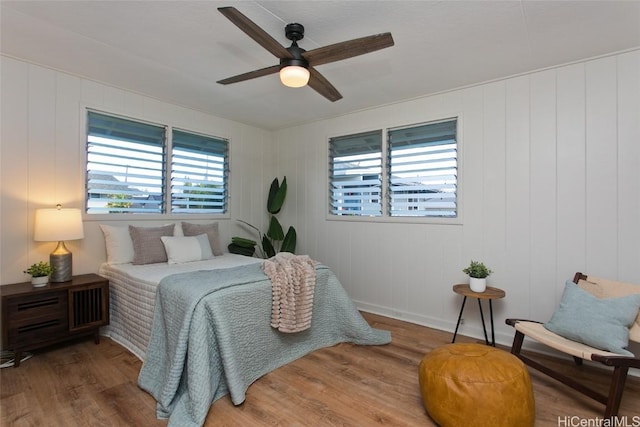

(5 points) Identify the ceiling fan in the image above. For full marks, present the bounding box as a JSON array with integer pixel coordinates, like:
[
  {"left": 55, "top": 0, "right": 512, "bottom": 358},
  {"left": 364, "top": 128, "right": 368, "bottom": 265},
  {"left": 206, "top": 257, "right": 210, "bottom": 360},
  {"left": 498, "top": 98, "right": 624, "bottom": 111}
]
[{"left": 216, "top": 7, "right": 394, "bottom": 102}]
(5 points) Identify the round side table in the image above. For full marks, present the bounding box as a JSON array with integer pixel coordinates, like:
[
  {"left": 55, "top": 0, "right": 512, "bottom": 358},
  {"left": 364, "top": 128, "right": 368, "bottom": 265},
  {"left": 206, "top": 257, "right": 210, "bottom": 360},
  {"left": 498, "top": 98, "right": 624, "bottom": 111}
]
[{"left": 452, "top": 284, "right": 506, "bottom": 346}]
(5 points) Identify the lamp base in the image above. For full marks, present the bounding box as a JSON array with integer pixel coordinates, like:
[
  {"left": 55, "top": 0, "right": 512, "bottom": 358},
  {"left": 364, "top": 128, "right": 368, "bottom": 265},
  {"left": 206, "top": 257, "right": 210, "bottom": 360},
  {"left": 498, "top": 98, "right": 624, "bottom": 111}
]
[{"left": 50, "top": 241, "right": 72, "bottom": 282}]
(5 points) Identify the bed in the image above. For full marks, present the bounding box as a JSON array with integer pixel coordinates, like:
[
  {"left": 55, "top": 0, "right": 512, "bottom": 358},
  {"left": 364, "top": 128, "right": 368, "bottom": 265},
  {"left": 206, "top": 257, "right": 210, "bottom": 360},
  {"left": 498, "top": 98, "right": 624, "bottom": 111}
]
[
  {"left": 98, "top": 223, "right": 391, "bottom": 427},
  {"left": 99, "top": 253, "right": 266, "bottom": 360}
]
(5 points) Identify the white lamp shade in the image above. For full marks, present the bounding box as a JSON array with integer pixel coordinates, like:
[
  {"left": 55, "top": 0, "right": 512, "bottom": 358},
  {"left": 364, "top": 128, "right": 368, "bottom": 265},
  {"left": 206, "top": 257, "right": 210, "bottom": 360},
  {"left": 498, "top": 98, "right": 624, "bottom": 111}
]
[
  {"left": 34, "top": 208, "right": 84, "bottom": 242},
  {"left": 279, "top": 65, "right": 310, "bottom": 88}
]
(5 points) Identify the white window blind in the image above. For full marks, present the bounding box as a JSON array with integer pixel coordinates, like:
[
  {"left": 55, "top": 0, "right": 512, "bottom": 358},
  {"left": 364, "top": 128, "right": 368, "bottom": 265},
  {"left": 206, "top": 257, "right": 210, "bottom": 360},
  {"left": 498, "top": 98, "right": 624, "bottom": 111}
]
[
  {"left": 329, "top": 130, "right": 383, "bottom": 216},
  {"left": 388, "top": 119, "right": 457, "bottom": 217},
  {"left": 86, "top": 111, "right": 166, "bottom": 213},
  {"left": 171, "top": 129, "right": 228, "bottom": 214}
]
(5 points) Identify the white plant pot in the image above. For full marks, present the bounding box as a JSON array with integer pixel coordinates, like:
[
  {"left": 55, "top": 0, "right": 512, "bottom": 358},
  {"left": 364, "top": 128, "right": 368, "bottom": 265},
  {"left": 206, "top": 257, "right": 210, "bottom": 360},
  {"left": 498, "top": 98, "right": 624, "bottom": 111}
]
[
  {"left": 31, "top": 276, "right": 49, "bottom": 287},
  {"left": 469, "top": 277, "right": 487, "bottom": 293}
]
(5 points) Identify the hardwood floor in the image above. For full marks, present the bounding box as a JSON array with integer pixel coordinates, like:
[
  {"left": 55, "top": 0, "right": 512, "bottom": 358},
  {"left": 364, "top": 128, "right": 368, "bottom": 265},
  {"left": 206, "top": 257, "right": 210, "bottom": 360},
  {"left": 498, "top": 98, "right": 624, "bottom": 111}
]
[{"left": 1, "top": 312, "right": 639, "bottom": 426}]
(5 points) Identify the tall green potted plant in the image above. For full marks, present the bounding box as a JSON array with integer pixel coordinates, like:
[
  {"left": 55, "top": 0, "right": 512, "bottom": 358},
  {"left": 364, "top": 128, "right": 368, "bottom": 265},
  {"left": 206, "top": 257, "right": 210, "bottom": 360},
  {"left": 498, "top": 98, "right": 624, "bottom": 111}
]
[{"left": 231, "top": 176, "right": 297, "bottom": 258}]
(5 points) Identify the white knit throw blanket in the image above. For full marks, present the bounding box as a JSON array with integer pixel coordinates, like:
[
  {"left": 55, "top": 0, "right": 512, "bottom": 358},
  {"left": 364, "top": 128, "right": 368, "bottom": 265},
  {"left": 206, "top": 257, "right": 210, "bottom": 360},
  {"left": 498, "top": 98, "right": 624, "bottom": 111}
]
[{"left": 262, "top": 253, "right": 318, "bottom": 333}]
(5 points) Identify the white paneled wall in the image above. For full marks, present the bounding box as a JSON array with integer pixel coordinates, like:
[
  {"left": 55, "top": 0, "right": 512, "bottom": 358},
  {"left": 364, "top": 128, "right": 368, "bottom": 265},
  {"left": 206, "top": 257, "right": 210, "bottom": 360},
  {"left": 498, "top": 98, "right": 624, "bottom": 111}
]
[
  {"left": 274, "top": 50, "right": 640, "bottom": 345},
  {"left": 0, "top": 56, "right": 275, "bottom": 285},
  {"left": 1, "top": 50, "right": 638, "bottom": 348}
]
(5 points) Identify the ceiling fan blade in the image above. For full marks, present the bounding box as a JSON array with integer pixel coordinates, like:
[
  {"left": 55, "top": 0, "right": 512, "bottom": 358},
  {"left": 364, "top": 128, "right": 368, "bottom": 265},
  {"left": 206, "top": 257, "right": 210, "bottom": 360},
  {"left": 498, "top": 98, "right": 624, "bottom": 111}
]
[
  {"left": 307, "top": 67, "right": 342, "bottom": 102},
  {"left": 218, "top": 7, "right": 293, "bottom": 59},
  {"left": 303, "top": 33, "right": 394, "bottom": 67},
  {"left": 217, "top": 64, "right": 280, "bottom": 85}
]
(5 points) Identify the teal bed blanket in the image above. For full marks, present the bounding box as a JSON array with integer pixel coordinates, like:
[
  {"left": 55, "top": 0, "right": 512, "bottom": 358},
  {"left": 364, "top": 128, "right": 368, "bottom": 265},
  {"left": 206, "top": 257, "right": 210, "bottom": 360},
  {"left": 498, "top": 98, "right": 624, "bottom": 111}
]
[{"left": 137, "top": 263, "right": 391, "bottom": 427}]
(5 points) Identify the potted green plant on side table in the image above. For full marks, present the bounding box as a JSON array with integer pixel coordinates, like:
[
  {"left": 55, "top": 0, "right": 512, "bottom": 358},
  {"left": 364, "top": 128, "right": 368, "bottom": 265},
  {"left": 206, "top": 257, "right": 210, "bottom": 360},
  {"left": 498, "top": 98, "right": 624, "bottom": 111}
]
[
  {"left": 462, "top": 260, "right": 492, "bottom": 293},
  {"left": 24, "top": 261, "right": 55, "bottom": 287}
]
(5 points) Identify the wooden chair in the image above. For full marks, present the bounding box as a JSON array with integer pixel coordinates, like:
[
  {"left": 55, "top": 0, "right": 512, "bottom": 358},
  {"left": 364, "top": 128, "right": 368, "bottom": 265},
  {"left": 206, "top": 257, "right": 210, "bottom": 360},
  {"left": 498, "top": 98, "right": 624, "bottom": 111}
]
[{"left": 506, "top": 272, "right": 640, "bottom": 418}]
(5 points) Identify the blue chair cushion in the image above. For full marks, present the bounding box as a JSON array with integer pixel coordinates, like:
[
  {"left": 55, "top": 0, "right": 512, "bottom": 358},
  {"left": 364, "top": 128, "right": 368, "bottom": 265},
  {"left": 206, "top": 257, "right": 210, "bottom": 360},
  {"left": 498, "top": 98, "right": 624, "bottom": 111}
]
[{"left": 545, "top": 281, "right": 640, "bottom": 356}]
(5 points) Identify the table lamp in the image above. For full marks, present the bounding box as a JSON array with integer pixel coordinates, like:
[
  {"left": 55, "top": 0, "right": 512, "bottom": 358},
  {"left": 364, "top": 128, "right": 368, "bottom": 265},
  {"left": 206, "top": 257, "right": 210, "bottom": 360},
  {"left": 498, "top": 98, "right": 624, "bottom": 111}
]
[{"left": 34, "top": 204, "right": 84, "bottom": 282}]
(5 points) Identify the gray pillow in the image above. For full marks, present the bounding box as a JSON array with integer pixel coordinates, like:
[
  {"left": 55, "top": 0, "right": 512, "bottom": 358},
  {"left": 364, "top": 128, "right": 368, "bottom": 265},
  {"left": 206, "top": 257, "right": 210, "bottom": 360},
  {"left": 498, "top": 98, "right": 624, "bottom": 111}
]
[
  {"left": 129, "top": 224, "right": 175, "bottom": 265},
  {"left": 181, "top": 222, "right": 223, "bottom": 256},
  {"left": 544, "top": 281, "right": 640, "bottom": 356}
]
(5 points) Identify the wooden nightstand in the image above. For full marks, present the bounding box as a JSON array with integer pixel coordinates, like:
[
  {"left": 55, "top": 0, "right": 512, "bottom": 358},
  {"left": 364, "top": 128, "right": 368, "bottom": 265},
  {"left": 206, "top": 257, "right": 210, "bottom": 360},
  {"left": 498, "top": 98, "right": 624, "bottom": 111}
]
[{"left": 1, "top": 273, "right": 109, "bottom": 367}]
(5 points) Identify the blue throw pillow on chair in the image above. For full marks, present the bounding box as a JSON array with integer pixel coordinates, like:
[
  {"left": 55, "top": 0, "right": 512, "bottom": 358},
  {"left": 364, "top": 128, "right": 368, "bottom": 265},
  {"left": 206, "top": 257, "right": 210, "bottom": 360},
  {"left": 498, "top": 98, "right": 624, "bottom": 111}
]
[{"left": 544, "top": 281, "right": 640, "bottom": 356}]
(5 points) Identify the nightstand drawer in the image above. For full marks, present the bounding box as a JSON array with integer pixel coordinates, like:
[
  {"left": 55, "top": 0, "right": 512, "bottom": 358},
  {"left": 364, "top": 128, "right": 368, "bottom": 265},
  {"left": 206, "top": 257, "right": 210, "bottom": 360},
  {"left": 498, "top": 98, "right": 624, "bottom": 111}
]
[
  {"left": 6, "top": 290, "right": 68, "bottom": 322},
  {"left": 7, "top": 316, "right": 69, "bottom": 348}
]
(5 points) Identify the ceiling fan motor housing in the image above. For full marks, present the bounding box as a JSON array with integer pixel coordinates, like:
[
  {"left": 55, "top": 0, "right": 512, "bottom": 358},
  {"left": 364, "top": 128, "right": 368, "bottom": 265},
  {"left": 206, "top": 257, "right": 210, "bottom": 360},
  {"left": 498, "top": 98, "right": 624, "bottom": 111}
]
[
  {"left": 280, "top": 57, "right": 309, "bottom": 70},
  {"left": 282, "top": 23, "right": 308, "bottom": 69}
]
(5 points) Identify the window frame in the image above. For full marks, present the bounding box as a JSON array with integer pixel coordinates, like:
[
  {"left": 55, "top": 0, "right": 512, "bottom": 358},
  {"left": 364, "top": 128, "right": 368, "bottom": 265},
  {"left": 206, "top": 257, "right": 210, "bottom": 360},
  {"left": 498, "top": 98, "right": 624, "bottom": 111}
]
[
  {"left": 327, "top": 115, "right": 463, "bottom": 225},
  {"left": 83, "top": 108, "right": 231, "bottom": 220}
]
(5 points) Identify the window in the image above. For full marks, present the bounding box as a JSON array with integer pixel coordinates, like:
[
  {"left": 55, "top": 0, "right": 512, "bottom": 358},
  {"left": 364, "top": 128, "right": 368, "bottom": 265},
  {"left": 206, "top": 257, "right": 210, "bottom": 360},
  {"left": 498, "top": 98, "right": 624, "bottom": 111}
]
[
  {"left": 388, "top": 120, "right": 457, "bottom": 217},
  {"left": 86, "top": 112, "right": 165, "bottom": 213},
  {"left": 171, "top": 130, "right": 228, "bottom": 214},
  {"left": 329, "top": 130, "right": 383, "bottom": 216},
  {"left": 329, "top": 118, "right": 458, "bottom": 218},
  {"left": 86, "top": 111, "right": 228, "bottom": 214}
]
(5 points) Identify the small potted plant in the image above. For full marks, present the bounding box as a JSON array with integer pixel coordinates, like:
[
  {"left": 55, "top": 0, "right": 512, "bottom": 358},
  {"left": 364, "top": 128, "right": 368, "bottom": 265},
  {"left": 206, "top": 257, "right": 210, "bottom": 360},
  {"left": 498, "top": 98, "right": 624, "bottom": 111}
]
[
  {"left": 24, "top": 261, "right": 55, "bottom": 287},
  {"left": 462, "top": 260, "right": 492, "bottom": 292}
]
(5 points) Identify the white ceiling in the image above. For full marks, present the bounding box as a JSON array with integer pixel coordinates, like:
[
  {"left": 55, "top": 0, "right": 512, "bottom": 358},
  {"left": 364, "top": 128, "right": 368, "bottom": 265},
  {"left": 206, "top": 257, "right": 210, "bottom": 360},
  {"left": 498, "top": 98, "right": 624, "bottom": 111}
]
[{"left": 2, "top": 1, "right": 639, "bottom": 130}]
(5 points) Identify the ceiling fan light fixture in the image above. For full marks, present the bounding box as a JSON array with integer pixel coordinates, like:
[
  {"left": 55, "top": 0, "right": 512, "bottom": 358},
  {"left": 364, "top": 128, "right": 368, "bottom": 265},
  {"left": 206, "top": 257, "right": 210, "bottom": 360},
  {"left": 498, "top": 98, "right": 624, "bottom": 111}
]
[{"left": 279, "top": 65, "right": 310, "bottom": 88}]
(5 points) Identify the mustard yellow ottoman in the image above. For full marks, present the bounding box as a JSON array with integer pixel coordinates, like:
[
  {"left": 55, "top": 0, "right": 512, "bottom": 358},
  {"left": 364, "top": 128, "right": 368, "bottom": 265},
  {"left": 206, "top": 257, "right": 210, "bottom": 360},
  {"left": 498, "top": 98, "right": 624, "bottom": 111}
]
[{"left": 418, "top": 343, "right": 534, "bottom": 427}]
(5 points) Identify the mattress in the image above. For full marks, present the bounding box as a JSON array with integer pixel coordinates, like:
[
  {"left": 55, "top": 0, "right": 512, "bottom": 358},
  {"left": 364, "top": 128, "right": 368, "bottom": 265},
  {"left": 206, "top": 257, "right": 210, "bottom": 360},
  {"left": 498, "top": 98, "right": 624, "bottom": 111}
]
[{"left": 99, "top": 253, "right": 262, "bottom": 360}]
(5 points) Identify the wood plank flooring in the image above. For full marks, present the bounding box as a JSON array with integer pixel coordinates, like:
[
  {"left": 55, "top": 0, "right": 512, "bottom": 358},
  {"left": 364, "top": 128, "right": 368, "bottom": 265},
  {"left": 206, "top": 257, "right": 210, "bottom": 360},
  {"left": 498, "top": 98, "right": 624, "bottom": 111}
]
[{"left": 1, "top": 312, "right": 639, "bottom": 426}]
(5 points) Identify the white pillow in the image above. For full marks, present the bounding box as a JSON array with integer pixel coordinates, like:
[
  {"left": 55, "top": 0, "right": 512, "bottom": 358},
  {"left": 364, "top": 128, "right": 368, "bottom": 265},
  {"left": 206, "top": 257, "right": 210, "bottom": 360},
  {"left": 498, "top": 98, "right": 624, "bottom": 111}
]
[
  {"left": 100, "top": 224, "right": 134, "bottom": 264},
  {"left": 160, "top": 234, "right": 214, "bottom": 264}
]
